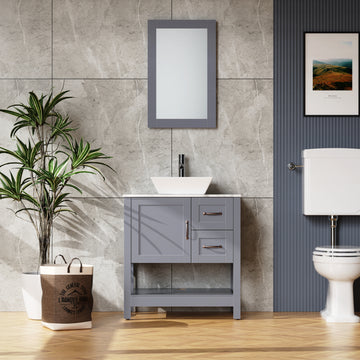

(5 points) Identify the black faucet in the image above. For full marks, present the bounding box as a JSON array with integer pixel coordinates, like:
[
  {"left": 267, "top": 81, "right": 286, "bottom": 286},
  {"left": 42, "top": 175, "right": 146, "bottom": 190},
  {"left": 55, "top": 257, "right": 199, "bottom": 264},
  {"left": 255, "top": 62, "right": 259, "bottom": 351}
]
[{"left": 178, "top": 154, "right": 185, "bottom": 177}]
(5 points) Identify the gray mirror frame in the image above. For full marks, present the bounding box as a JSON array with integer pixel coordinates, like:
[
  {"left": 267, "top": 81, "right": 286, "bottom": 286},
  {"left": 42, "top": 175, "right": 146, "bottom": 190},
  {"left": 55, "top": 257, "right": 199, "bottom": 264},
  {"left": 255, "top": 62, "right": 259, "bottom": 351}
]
[{"left": 148, "top": 20, "right": 217, "bottom": 129}]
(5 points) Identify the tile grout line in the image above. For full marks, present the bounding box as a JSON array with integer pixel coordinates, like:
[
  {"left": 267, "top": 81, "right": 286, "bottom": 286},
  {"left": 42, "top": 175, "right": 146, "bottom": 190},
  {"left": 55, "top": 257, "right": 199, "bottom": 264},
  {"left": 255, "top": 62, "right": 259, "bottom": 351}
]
[
  {"left": 170, "top": 0, "right": 173, "bottom": 309},
  {"left": 67, "top": 196, "right": 274, "bottom": 199},
  {"left": 51, "top": 0, "right": 53, "bottom": 87},
  {"left": 170, "top": 129, "right": 173, "bottom": 176},
  {"left": 0, "top": 78, "right": 274, "bottom": 81},
  {"left": 219, "top": 78, "right": 274, "bottom": 80},
  {"left": 0, "top": 78, "right": 148, "bottom": 81},
  {"left": 50, "top": 0, "right": 54, "bottom": 262}
]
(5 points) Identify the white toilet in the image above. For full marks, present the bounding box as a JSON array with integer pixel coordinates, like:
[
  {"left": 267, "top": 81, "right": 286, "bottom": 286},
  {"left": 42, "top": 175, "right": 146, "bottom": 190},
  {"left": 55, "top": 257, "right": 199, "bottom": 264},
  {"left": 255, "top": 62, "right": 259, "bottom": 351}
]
[
  {"left": 303, "top": 148, "right": 360, "bottom": 323},
  {"left": 313, "top": 246, "right": 360, "bottom": 322}
]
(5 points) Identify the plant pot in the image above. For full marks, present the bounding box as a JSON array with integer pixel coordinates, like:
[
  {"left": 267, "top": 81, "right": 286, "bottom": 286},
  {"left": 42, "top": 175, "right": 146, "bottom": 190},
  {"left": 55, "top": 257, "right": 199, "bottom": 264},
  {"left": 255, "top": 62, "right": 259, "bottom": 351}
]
[{"left": 22, "top": 272, "right": 42, "bottom": 320}]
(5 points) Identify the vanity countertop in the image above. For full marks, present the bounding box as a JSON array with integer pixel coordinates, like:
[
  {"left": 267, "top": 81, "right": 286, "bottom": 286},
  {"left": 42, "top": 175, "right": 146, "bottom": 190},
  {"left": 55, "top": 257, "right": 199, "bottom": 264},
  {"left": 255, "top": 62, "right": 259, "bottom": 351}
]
[{"left": 123, "top": 194, "right": 242, "bottom": 197}]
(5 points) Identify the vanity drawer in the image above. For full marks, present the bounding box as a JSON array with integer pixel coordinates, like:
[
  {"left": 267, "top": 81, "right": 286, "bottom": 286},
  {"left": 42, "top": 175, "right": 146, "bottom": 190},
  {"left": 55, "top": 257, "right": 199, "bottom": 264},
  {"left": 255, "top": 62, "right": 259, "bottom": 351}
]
[
  {"left": 192, "top": 198, "right": 233, "bottom": 230},
  {"left": 192, "top": 231, "right": 233, "bottom": 263}
]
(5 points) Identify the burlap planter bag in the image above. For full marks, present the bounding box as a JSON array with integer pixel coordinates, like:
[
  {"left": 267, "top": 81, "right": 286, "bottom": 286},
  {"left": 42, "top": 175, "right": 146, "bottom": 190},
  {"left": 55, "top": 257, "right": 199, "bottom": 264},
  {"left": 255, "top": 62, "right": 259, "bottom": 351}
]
[{"left": 40, "top": 257, "right": 93, "bottom": 330}]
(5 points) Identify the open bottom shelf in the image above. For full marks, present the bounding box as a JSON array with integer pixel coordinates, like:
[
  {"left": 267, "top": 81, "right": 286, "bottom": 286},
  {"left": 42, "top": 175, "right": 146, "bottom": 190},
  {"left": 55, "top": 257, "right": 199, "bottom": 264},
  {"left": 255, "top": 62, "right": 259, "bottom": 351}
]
[
  {"left": 133, "top": 288, "right": 233, "bottom": 295},
  {"left": 130, "top": 288, "right": 234, "bottom": 307}
]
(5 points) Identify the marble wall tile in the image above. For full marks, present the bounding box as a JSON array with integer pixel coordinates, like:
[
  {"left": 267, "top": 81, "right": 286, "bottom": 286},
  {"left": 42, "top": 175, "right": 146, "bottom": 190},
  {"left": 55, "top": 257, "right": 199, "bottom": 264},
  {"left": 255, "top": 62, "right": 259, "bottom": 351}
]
[
  {"left": 0, "top": 261, "right": 24, "bottom": 310},
  {"left": 0, "top": 199, "right": 38, "bottom": 269},
  {"left": 136, "top": 264, "right": 171, "bottom": 288},
  {"left": 0, "top": 198, "right": 40, "bottom": 310},
  {"left": 241, "top": 198, "right": 273, "bottom": 311},
  {"left": 53, "top": 0, "right": 170, "bottom": 78},
  {"left": 172, "top": 264, "right": 231, "bottom": 288},
  {"left": 54, "top": 80, "right": 171, "bottom": 197},
  {"left": 172, "top": 80, "right": 273, "bottom": 197},
  {"left": 53, "top": 198, "right": 124, "bottom": 265},
  {"left": 172, "top": 0, "right": 273, "bottom": 78},
  {"left": 92, "top": 264, "right": 123, "bottom": 311},
  {"left": 0, "top": 0, "right": 51, "bottom": 78}
]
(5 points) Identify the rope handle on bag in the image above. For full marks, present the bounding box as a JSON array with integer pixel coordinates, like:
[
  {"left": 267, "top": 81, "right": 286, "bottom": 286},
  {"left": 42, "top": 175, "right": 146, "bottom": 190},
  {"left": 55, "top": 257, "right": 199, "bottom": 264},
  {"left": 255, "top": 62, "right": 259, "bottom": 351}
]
[
  {"left": 53, "top": 254, "right": 67, "bottom": 264},
  {"left": 67, "top": 257, "right": 83, "bottom": 273}
]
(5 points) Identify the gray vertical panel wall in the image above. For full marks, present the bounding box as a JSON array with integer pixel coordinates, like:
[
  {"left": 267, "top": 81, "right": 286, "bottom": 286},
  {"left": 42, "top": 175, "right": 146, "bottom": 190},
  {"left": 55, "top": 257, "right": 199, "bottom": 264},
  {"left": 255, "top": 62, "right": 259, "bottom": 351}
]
[{"left": 274, "top": 0, "right": 360, "bottom": 311}]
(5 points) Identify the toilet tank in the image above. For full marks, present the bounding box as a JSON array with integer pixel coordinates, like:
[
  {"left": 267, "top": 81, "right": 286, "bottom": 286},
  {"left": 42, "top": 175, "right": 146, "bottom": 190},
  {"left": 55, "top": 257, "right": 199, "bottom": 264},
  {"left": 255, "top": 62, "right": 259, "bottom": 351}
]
[{"left": 303, "top": 148, "right": 360, "bottom": 215}]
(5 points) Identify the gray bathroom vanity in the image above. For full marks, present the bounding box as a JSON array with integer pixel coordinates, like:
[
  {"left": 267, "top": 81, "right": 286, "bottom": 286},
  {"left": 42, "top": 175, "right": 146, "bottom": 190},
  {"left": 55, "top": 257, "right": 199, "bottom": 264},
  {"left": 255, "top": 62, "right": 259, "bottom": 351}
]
[{"left": 123, "top": 195, "right": 241, "bottom": 319}]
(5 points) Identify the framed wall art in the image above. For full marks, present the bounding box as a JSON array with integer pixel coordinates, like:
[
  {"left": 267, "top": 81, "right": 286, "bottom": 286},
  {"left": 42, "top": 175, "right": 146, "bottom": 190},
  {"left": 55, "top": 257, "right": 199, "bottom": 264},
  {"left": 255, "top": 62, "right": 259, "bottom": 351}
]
[{"left": 305, "top": 33, "right": 359, "bottom": 116}]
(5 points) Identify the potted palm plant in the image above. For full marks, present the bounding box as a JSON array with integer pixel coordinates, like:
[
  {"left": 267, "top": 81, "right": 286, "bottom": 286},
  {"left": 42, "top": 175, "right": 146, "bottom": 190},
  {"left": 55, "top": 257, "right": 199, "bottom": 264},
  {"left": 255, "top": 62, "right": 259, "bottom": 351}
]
[{"left": 0, "top": 90, "right": 112, "bottom": 319}]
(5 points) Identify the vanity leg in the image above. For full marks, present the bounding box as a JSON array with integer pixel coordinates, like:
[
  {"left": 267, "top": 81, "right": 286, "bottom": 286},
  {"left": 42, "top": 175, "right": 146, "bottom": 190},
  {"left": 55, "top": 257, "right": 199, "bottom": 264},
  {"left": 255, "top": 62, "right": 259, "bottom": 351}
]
[
  {"left": 124, "top": 198, "right": 132, "bottom": 320},
  {"left": 233, "top": 305, "right": 241, "bottom": 320},
  {"left": 124, "top": 261, "right": 132, "bottom": 320},
  {"left": 124, "top": 263, "right": 132, "bottom": 319},
  {"left": 124, "top": 304, "right": 131, "bottom": 320},
  {"left": 233, "top": 265, "right": 241, "bottom": 320},
  {"left": 233, "top": 198, "right": 241, "bottom": 320}
]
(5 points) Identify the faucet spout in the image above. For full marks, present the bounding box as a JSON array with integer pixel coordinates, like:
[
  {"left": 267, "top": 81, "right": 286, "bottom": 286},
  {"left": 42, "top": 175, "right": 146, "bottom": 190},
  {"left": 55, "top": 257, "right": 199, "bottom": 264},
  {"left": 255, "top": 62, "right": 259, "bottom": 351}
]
[{"left": 178, "top": 154, "right": 185, "bottom": 177}]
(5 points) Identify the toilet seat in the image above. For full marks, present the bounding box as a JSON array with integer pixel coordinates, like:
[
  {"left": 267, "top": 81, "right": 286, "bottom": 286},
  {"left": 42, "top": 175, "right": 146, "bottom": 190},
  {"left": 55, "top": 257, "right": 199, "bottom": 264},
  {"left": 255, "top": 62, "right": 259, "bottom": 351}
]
[{"left": 313, "top": 246, "right": 360, "bottom": 257}]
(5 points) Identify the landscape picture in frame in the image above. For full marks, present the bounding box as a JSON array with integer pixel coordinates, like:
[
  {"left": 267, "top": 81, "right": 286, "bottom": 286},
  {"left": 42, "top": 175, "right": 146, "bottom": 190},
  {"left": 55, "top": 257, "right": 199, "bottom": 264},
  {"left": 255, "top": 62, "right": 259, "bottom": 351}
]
[{"left": 305, "top": 33, "right": 359, "bottom": 116}]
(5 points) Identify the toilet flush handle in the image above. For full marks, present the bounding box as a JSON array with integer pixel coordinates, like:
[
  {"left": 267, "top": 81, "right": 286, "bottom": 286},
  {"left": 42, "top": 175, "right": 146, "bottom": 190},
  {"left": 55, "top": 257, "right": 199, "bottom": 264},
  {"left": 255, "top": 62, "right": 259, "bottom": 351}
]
[{"left": 288, "top": 162, "right": 303, "bottom": 171}]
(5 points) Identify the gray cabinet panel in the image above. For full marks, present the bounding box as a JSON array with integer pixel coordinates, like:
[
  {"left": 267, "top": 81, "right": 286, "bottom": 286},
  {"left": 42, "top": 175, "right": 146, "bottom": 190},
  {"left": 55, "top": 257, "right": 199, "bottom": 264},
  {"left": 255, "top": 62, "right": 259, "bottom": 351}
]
[
  {"left": 192, "top": 231, "right": 233, "bottom": 263},
  {"left": 131, "top": 198, "right": 191, "bottom": 263},
  {"left": 192, "top": 198, "right": 233, "bottom": 229}
]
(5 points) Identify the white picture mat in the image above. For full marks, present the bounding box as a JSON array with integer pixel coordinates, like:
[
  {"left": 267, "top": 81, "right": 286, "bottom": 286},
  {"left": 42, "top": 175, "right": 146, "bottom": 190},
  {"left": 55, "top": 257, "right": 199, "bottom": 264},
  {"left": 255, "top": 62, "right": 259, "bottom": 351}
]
[
  {"left": 305, "top": 33, "right": 359, "bottom": 115},
  {"left": 156, "top": 28, "right": 208, "bottom": 119}
]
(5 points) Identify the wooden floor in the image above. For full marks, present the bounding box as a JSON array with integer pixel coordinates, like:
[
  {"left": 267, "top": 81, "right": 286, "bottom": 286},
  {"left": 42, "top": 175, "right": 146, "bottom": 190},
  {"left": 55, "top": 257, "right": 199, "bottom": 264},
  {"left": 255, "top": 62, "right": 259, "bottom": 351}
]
[{"left": 1, "top": 312, "right": 360, "bottom": 359}]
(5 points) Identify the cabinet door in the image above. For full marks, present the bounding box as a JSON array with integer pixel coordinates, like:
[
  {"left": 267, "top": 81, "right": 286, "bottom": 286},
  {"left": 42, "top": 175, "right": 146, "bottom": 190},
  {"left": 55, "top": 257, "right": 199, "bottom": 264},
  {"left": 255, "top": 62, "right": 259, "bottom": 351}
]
[{"left": 131, "top": 198, "right": 191, "bottom": 263}]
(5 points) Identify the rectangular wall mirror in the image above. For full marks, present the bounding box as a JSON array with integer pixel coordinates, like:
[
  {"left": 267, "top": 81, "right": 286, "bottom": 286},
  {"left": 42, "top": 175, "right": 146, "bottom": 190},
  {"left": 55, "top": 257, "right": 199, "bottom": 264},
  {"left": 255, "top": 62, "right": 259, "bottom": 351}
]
[{"left": 148, "top": 20, "right": 216, "bottom": 128}]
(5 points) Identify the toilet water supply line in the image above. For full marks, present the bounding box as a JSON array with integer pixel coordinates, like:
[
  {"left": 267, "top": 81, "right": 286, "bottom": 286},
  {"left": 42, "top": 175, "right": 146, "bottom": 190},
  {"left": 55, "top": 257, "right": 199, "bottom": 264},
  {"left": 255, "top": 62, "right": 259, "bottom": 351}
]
[{"left": 330, "top": 215, "right": 338, "bottom": 249}]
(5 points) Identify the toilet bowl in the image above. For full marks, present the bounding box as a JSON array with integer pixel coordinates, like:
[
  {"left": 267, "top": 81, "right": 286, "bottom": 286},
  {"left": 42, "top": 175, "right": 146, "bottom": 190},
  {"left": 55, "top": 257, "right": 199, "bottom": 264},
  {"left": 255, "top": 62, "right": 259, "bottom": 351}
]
[{"left": 313, "top": 246, "right": 360, "bottom": 323}]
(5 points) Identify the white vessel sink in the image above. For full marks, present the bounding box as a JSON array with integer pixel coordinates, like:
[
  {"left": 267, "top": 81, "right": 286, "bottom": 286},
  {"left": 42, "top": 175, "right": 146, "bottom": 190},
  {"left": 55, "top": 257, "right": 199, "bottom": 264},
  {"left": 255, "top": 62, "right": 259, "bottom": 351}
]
[{"left": 151, "top": 177, "right": 212, "bottom": 195}]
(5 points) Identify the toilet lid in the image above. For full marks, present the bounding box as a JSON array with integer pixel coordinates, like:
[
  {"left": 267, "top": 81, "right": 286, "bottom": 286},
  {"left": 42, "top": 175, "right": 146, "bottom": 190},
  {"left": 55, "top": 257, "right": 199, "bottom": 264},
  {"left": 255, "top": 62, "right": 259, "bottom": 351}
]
[{"left": 313, "top": 246, "right": 360, "bottom": 257}]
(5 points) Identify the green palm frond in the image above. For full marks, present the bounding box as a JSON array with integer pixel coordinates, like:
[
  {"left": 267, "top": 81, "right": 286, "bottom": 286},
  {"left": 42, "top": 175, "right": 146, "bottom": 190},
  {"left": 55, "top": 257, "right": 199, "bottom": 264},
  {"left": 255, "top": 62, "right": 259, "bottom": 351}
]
[
  {"left": 66, "top": 138, "right": 114, "bottom": 180},
  {"left": 0, "top": 90, "right": 72, "bottom": 137},
  {"left": 0, "top": 138, "right": 42, "bottom": 168},
  {"left": 48, "top": 112, "right": 77, "bottom": 143},
  {"left": 52, "top": 192, "right": 75, "bottom": 215},
  {"left": 29, "top": 157, "right": 92, "bottom": 194},
  {"left": 15, "top": 207, "right": 40, "bottom": 214},
  {"left": 0, "top": 168, "right": 38, "bottom": 207},
  {"left": 30, "top": 158, "right": 69, "bottom": 193},
  {"left": 53, "top": 192, "right": 70, "bottom": 209}
]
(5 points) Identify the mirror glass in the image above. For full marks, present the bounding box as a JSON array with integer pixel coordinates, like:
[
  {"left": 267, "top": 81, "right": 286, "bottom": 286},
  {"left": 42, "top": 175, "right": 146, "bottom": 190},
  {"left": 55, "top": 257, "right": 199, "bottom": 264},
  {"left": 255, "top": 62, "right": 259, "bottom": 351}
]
[
  {"left": 148, "top": 20, "right": 216, "bottom": 128},
  {"left": 156, "top": 28, "right": 208, "bottom": 119}
]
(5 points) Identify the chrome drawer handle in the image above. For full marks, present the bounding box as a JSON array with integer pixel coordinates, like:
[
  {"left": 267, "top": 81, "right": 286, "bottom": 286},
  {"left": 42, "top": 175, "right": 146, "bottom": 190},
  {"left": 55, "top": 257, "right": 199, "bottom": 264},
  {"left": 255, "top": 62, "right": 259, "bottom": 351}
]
[
  {"left": 202, "top": 245, "right": 223, "bottom": 249},
  {"left": 185, "top": 220, "right": 189, "bottom": 240},
  {"left": 202, "top": 212, "right": 223, "bottom": 216}
]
